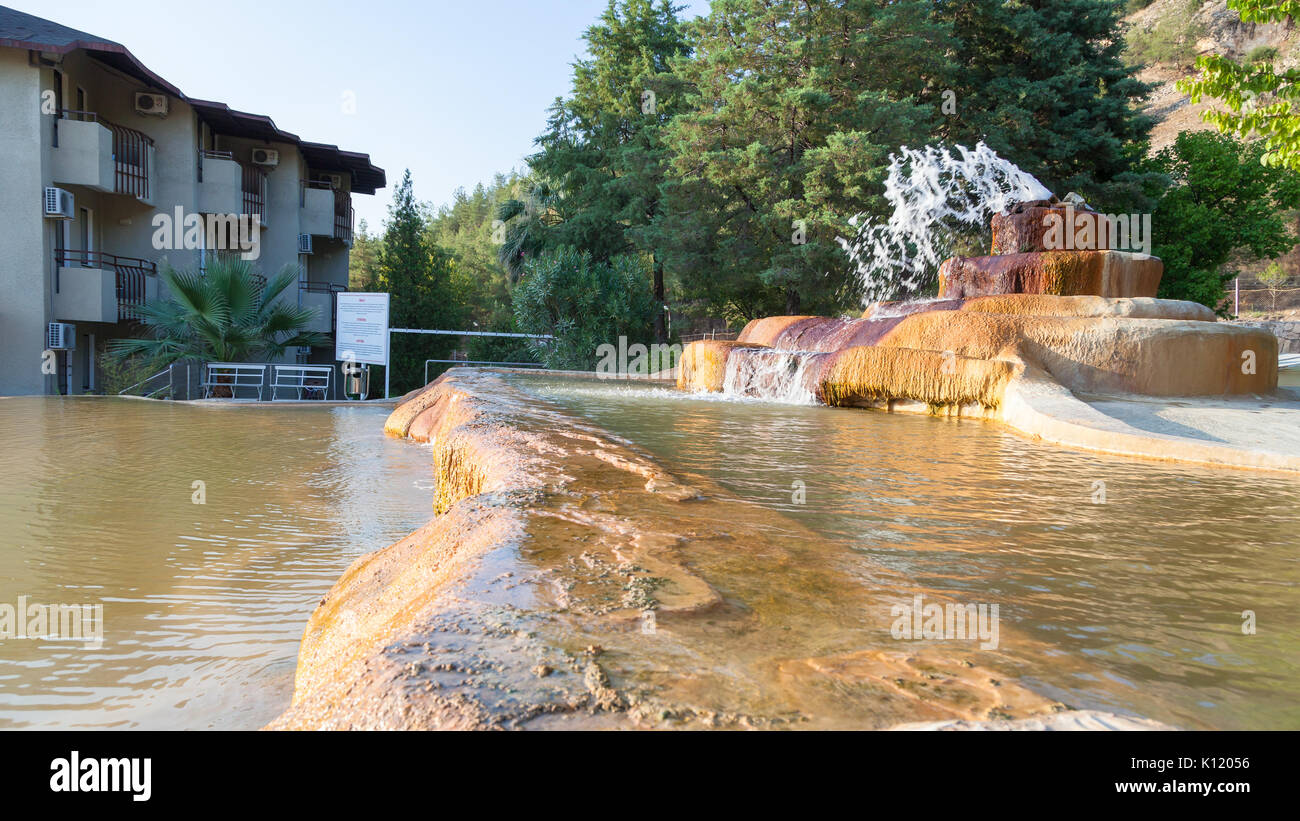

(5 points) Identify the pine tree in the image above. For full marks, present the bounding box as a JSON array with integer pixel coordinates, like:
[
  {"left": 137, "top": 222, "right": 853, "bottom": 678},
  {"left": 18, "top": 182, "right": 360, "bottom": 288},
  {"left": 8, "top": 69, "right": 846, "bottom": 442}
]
[
  {"left": 377, "top": 170, "right": 458, "bottom": 393},
  {"left": 937, "top": 0, "right": 1154, "bottom": 208},
  {"left": 657, "top": 0, "right": 950, "bottom": 318},
  {"left": 348, "top": 219, "right": 382, "bottom": 291},
  {"left": 519, "top": 0, "right": 690, "bottom": 341}
]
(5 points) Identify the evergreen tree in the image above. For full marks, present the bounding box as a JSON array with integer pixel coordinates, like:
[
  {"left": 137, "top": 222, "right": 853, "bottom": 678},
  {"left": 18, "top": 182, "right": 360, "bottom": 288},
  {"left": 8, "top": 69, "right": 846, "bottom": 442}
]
[
  {"left": 377, "top": 170, "right": 459, "bottom": 393},
  {"left": 657, "top": 0, "right": 950, "bottom": 318},
  {"left": 937, "top": 0, "right": 1155, "bottom": 208},
  {"left": 348, "top": 219, "right": 382, "bottom": 291},
  {"left": 514, "top": 0, "right": 690, "bottom": 341}
]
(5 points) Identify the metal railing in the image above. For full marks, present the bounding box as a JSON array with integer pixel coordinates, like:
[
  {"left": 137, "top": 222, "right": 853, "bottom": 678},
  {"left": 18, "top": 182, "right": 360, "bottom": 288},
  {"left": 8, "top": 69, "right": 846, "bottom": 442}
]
[
  {"left": 118, "top": 365, "right": 176, "bottom": 399},
  {"left": 334, "top": 190, "right": 353, "bottom": 244},
  {"left": 300, "top": 281, "right": 345, "bottom": 328},
  {"left": 56, "top": 109, "right": 153, "bottom": 199},
  {"left": 197, "top": 148, "right": 233, "bottom": 182},
  {"left": 242, "top": 164, "right": 267, "bottom": 219},
  {"left": 53, "top": 250, "right": 157, "bottom": 321}
]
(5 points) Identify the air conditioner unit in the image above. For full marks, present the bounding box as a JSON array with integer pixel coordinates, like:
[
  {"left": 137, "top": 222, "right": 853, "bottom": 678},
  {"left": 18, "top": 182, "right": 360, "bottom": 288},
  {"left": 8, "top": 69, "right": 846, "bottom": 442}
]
[
  {"left": 252, "top": 148, "right": 280, "bottom": 167},
  {"left": 47, "top": 322, "right": 76, "bottom": 351},
  {"left": 298, "top": 233, "right": 313, "bottom": 254},
  {"left": 134, "top": 92, "right": 168, "bottom": 116},
  {"left": 43, "top": 187, "right": 74, "bottom": 219},
  {"left": 324, "top": 173, "right": 344, "bottom": 190}
]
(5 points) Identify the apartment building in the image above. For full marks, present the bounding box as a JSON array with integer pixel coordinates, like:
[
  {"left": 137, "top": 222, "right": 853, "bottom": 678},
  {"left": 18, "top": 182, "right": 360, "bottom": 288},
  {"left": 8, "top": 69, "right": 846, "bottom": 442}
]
[{"left": 0, "top": 5, "right": 385, "bottom": 396}]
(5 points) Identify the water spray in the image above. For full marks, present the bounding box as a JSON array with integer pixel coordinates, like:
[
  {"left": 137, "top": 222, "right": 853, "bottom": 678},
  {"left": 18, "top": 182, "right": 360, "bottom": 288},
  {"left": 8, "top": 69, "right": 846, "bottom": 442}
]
[{"left": 838, "top": 142, "right": 1054, "bottom": 304}]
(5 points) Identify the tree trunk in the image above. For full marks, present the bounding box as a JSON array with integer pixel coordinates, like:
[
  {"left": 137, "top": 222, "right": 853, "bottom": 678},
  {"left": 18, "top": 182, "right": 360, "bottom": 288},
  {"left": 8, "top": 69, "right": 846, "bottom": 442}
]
[
  {"left": 785, "top": 287, "right": 801, "bottom": 316},
  {"left": 653, "top": 255, "right": 667, "bottom": 343}
]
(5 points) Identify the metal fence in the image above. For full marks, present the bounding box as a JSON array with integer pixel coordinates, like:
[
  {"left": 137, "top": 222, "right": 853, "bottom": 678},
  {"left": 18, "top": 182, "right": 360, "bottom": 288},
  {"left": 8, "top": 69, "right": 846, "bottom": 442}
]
[{"left": 118, "top": 360, "right": 347, "bottom": 401}]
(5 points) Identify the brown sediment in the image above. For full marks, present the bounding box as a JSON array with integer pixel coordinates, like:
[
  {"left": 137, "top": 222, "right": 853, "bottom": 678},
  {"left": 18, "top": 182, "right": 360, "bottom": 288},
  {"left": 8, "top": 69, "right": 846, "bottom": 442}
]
[
  {"left": 818, "top": 346, "right": 1019, "bottom": 411},
  {"left": 958, "top": 294, "right": 1216, "bottom": 322},
  {"left": 938, "top": 250, "right": 1163, "bottom": 300},
  {"left": 271, "top": 370, "right": 1086, "bottom": 730}
]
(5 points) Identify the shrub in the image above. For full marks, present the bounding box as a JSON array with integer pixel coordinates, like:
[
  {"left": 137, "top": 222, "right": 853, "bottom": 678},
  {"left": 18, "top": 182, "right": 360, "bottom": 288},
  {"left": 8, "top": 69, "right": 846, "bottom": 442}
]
[{"left": 513, "top": 248, "right": 656, "bottom": 370}]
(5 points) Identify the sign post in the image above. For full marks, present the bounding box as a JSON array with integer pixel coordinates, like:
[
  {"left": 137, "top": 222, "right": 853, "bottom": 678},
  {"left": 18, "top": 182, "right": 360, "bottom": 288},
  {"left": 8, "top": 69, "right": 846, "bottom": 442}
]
[{"left": 335, "top": 293, "right": 389, "bottom": 399}]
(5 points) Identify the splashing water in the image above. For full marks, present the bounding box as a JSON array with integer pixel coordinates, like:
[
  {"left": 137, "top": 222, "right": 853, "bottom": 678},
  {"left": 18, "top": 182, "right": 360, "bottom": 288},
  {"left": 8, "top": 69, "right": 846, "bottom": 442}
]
[{"left": 837, "top": 142, "right": 1054, "bottom": 304}]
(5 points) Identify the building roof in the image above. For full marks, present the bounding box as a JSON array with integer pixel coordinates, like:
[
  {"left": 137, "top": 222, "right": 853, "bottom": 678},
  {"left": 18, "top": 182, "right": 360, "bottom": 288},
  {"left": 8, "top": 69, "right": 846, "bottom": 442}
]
[{"left": 0, "top": 4, "right": 385, "bottom": 194}]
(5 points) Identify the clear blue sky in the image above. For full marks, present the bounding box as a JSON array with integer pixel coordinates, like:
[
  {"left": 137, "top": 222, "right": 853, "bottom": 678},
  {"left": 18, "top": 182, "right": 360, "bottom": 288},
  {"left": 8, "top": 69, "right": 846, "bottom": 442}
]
[{"left": 11, "top": 0, "right": 711, "bottom": 229}]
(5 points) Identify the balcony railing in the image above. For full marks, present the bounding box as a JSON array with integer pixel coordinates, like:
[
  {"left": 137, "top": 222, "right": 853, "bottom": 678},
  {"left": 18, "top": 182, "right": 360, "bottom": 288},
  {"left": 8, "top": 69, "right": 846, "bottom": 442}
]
[
  {"left": 242, "top": 164, "right": 267, "bottom": 220},
  {"left": 334, "top": 190, "right": 353, "bottom": 244},
  {"left": 197, "top": 148, "right": 234, "bottom": 182},
  {"left": 56, "top": 110, "right": 154, "bottom": 200},
  {"left": 54, "top": 250, "right": 157, "bottom": 321},
  {"left": 300, "top": 281, "right": 346, "bottom": 331}
]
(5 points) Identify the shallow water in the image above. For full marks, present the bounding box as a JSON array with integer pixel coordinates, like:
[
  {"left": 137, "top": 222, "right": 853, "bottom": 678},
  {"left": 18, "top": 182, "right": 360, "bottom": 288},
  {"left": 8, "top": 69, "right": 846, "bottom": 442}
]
[
  {"left": 512, "top": 374, "right": 1300, "bottom": 730},
  {"left": 0, "top": 398, "right": 431, "bottom": 729}
]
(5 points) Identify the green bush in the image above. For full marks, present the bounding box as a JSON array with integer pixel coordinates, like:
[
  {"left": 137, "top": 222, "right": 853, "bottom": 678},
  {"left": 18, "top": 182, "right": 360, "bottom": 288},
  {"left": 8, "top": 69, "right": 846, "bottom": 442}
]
[
  {"left": 1125, "top": 6, "right": 1205, "bottom": 67},
  {"left": 1245, "top": 45, "right": 1279, "bottom": 65},
  {"left": 513, "top": 248, "right": 656, "bottom": 371}
]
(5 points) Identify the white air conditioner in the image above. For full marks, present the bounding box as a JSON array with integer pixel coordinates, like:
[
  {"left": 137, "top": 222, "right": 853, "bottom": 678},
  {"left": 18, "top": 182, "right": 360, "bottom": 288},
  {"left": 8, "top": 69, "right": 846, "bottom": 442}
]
[
  {"left": 324, "top": 173, "right": 343, "bottom": 190},
  {"left": 43, "top": 187, "right": 74, "bottom": 219},
  {"left": 47, "top": 322, "right": 76, "bottom": 351},
  {"left": 298, "top": 233, "right": 313, "bottom": 254},
  {"left": 134, "top": 92, "right": 168, "bottom": 116},
  {"left": 252, "top": 148, "right": 280, "bottom": 167}
]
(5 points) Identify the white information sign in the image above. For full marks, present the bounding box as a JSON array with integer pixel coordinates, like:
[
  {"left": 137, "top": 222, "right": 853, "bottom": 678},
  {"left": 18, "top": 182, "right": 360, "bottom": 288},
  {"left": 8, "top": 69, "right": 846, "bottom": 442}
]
[{"left": 335, "top": 292, "right": 390, "bottom": 366}]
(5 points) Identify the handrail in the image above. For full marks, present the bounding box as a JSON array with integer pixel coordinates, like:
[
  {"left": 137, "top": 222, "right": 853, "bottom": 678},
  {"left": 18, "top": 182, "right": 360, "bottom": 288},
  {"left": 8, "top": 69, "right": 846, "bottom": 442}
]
[
  {"left": 299, "top": 281, "right": 346, "bottom": 293},
  {"left": 119, "top": 366, "right": 172, "bottom": 398},
  {"left": 53, "top": 250, "right": 157, "bottom": 271}
]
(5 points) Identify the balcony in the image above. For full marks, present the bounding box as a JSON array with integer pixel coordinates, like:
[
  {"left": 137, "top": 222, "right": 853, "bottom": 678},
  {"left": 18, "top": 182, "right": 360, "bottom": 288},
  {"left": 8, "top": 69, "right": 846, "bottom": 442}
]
[
  {"left": 198, "top": 151, "right": 266, "bottom": 225},
  {"left": 52, "top": 111, "right": 155, "bottom": 202},
  {"left": 300, "top": 282, "right": 345, "bottom": 334},
  {"left": 300, "top": 182, "right": 353, "bottom": 244},
  {"left": 52, "top": 250, "right": 158, "bottom": 323}
]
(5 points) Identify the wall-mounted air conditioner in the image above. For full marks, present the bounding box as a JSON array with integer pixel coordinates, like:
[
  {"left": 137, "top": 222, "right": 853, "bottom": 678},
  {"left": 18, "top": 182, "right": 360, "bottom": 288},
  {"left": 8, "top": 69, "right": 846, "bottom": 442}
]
[
  {"left": 47, "top": 322, "right": 76, "bottom": 351},
  {"left": 134, "top": 92, "right": 168, "bottom": 116},
  {"left": 298, "top": 233, "right": 313, "bottom": 254},
  {"left": 43, "top": 187, "right": 74, "bottom": 219},
  {"left": 252, "top": 148, "right": 280, "bottom": 167},
  {"left": 324, "top": 173, "right": 343, "bottom": 190}
]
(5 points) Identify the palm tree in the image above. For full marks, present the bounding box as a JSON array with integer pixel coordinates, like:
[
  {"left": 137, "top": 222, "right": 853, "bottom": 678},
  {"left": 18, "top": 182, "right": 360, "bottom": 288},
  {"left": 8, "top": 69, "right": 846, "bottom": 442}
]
[
  {"left": 107, "top": 255, "right": 328, "bottom": 366},
  {"left": 496, "top": 179, "right": 563, "bottom": 282}
]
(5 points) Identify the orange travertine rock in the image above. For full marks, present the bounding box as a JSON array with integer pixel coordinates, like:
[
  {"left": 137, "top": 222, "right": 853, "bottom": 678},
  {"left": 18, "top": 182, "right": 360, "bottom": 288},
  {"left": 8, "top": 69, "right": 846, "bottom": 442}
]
[
  {"left": 677, "top": 339, "right": 756, "bottom": 393},
  {"left": 958, "top": 294, "right": 1214, "bottom": 322},
  {"left": 736, "top": 315, "right": 819, "bottom": 347},
  {"left": 938, "top": 250, "right": 1162, "bottom": 299}
]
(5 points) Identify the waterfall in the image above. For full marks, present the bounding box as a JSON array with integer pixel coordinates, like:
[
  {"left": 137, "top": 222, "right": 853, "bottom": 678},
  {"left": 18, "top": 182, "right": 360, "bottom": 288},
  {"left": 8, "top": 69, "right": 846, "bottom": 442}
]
[
  {"left": 837, "top": 142, "right": 1054, "bottom": 305},
  {"left": 722, "top": 348, "right": 830, "bottom": 405}
]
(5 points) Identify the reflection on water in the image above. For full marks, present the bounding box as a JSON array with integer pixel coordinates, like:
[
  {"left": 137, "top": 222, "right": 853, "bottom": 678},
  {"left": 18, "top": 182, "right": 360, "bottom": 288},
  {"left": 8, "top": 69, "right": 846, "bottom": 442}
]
[
  {"left": 513, "top": 374, "right": 1300, "bottom": 730},
  {"left": 0, "top": 398, "right": 431, "bottom": 729}
]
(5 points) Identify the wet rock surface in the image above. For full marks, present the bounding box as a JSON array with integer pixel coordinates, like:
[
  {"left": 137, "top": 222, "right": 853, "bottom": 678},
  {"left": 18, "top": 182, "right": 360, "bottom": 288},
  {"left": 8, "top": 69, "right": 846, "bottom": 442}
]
[{"left": 270, "top": 370, "right": 1129, "bottom": 730}]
